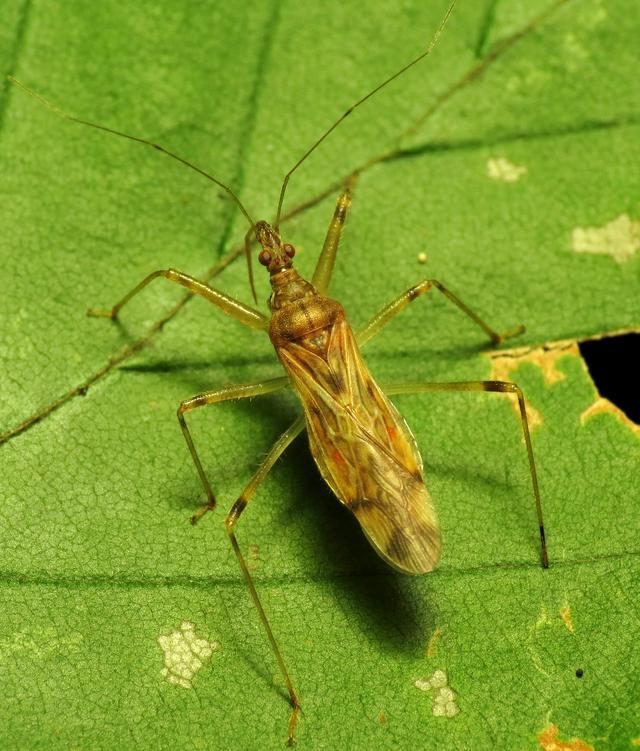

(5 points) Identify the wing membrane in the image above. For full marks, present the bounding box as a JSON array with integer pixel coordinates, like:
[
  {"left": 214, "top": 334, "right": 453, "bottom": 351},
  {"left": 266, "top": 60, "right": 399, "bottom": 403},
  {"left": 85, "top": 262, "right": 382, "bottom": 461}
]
[{"left": 278, "top": 319, "right": 440, "bottom": 574}]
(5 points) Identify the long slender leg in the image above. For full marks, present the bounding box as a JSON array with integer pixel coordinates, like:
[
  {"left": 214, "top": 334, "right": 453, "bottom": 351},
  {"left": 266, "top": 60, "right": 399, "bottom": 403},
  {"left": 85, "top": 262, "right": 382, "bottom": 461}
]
[
  {"left": 311, "top": 186, "right": 353, "bottom": 294},
  {"left": 357, "top": 278, "right": 524, "bottom": 347},
  {"left": 88, "top": 268, "right": 268, "bottom": 331},
  {"left": 225, "top": 415, "right": 306, "bottom": 746},
  {"left": 384, "top": 379, "right": 548, "bottom": 568},
  {"left": 176, "top": 376, "right": 289, "bottom": 523}
]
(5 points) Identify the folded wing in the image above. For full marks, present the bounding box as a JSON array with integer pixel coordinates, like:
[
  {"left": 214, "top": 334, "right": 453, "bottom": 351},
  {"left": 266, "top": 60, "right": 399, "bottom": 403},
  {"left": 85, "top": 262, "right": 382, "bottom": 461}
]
[{"left": 278, "top": 318, "right": 441, "bottom": 574}]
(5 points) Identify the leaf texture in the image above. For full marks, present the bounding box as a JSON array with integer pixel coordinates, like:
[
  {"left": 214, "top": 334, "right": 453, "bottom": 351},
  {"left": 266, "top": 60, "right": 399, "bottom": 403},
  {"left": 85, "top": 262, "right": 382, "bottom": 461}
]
[{"left": 1, "top": 1, "right": 639, "bottom": 748}]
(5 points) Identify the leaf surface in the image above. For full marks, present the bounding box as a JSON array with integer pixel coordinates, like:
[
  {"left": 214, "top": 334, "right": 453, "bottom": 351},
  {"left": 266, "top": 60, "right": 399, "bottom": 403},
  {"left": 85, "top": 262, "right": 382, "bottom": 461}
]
[{"left": 1, "top": 1, "right": 639, "bottom": 749}]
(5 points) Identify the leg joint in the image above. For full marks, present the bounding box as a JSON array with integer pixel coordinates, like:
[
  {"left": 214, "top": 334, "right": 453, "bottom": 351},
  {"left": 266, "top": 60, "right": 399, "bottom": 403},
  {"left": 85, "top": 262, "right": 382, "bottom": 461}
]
[
  {"left": 408, "top": 279, "right": 433, "bottom": 300},
  {"left": 483, "top": 380, "right": 520, "bottom": 395},
  {"left": 334, "top": 189, "right": 352, "bottom": 223},
  {"left": 178, "top": 395, "right": 207, "bottom": 415},
  {"left": 225, "top": 497, "right": 247, "bottom": 533}
]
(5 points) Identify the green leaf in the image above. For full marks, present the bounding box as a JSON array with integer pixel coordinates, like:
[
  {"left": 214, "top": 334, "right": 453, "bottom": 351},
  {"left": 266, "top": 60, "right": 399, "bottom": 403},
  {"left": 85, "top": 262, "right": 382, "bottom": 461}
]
[{"left": 1, "top": 1, "right": 638, "bottom": 749}]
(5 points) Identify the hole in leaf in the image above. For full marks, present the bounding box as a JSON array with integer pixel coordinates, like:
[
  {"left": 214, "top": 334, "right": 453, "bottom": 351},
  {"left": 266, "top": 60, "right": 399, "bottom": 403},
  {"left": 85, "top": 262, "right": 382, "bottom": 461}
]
[{"left": 579, "top": 333, "right": 640, "bottom": 424}]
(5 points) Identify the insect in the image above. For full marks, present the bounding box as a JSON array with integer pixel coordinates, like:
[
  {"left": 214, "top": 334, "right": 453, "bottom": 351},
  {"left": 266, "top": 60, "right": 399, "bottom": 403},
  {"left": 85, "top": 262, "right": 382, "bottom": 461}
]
[{"left": 10, "top": 1, "right": 549, "bottom": 744}]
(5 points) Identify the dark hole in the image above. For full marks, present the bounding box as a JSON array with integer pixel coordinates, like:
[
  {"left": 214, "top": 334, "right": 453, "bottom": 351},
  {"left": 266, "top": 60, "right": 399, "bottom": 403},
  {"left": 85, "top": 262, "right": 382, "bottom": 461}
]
[
  {"left": 575, "top": 668, "right": 584, "bottom": 678},
  {"left": 579, "top": 333, "right": 640, "bottom": 424}
]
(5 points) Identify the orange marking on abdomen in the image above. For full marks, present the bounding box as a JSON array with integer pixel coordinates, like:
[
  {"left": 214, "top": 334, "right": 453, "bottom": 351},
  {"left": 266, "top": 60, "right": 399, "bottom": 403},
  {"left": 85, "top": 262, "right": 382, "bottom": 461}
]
[{"left": 386, "top": 424, "right": 397, "bottom": 441}]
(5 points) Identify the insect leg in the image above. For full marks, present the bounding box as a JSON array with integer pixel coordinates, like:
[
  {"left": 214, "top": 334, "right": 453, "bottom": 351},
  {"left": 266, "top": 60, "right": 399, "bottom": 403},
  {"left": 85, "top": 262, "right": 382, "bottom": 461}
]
[
  {"left": 385, "top": 379, "right": 548, "bottom": 569},
  {"left": 177, "top": 377, "right": 290, "bottom": 523},
  {"left": 357, "top": 279, "right": 524, "bottom": 347},
  {"left": 88, "top": 268, "right": 268, "bottom": 330},
  {"left": 311, "top": 187, "right": 353, "bottom": 294},
  {"left": 225, "top": 414, "right": 306, "bottom": 746}
]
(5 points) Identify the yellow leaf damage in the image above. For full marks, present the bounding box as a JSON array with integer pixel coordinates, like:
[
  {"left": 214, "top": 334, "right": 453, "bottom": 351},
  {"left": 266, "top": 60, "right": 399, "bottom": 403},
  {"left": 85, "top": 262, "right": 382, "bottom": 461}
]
[
  {"left": 488, "top": 336, "right": 640, "bottom": 437},
  {"left": 559, "top": 604, "right": 575, "bottom": 634},
  {"left": 487, "top": 340, "right": 580, "bottom": 430},
  {"left": 538, "top": 723, "right": 594, "bottom": 751},
  {"left": 581, "top": 397, "right": 640, "bottom": 437}
]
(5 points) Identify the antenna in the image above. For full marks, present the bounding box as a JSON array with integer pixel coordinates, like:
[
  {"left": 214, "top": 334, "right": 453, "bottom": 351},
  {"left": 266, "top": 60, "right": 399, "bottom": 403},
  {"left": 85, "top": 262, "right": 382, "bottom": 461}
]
[
  {"left": 274, "top": 0, "right": 457, "bottom": 231},
  {"left": 7, "top": 76, "right": 257, "bottom": 231}
]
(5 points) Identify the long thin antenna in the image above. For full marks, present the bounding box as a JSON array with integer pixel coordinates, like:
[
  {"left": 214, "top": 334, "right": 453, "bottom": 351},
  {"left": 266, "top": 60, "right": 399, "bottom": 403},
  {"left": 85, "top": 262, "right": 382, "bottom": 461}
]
[
  {"left": 7, "top": 75, "right": 256, "bottom": 231},
  {"left": 274, "top": 0, "right": 457, "bottom": 231}
]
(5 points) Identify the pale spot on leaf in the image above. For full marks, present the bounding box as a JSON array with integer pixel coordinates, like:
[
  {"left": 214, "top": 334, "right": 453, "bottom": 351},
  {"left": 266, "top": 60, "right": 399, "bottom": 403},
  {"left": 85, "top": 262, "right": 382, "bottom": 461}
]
[
  {"left": 0, "top": 626, "right": 83, "bottom": 662},
  {"left": 415, "top": 669, "right": 459, "bottom": 718},
  {"left": 572, "top": 214, "right": 640, "bottom": 264},
  {"left": 562, "top": 32, "right": 588, "bottom": 72},
  {"left": 527, "top": 605, "right": 554, "bottom": 677},
  {"left": 158, "top": 621, "right": 219, "bottom": 689},
  {"left": 487, "top": 157, "right": 528, "bottom": 182},
  {"left": 426, "top": 626, "right": 442, "bottom": 658}
]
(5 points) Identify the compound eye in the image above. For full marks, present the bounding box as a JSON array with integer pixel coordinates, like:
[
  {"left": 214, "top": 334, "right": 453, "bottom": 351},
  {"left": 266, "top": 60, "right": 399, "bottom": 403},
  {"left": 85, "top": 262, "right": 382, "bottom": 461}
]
[
  {"left": 258, "top": 249, "right": 272, "bottom": 266},
  {"left": 283, "top": 244, "right": 295, "bottom": 258}
]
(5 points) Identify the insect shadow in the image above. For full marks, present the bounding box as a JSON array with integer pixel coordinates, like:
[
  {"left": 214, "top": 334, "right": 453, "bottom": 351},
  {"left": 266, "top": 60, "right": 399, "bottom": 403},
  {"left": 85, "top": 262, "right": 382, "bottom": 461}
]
[
  {"left": 119, "top": 351, "right": 278, "bottom": 374},
  {"left": 267, "top": 434, "right": 438, "bottom": 655}
]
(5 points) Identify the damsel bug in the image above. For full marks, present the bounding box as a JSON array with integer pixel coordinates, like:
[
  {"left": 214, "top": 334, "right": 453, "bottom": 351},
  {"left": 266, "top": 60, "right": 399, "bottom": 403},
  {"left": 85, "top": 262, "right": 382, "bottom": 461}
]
[{"left": 10, "top": 1, "right": 549, "bottom": 744}]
